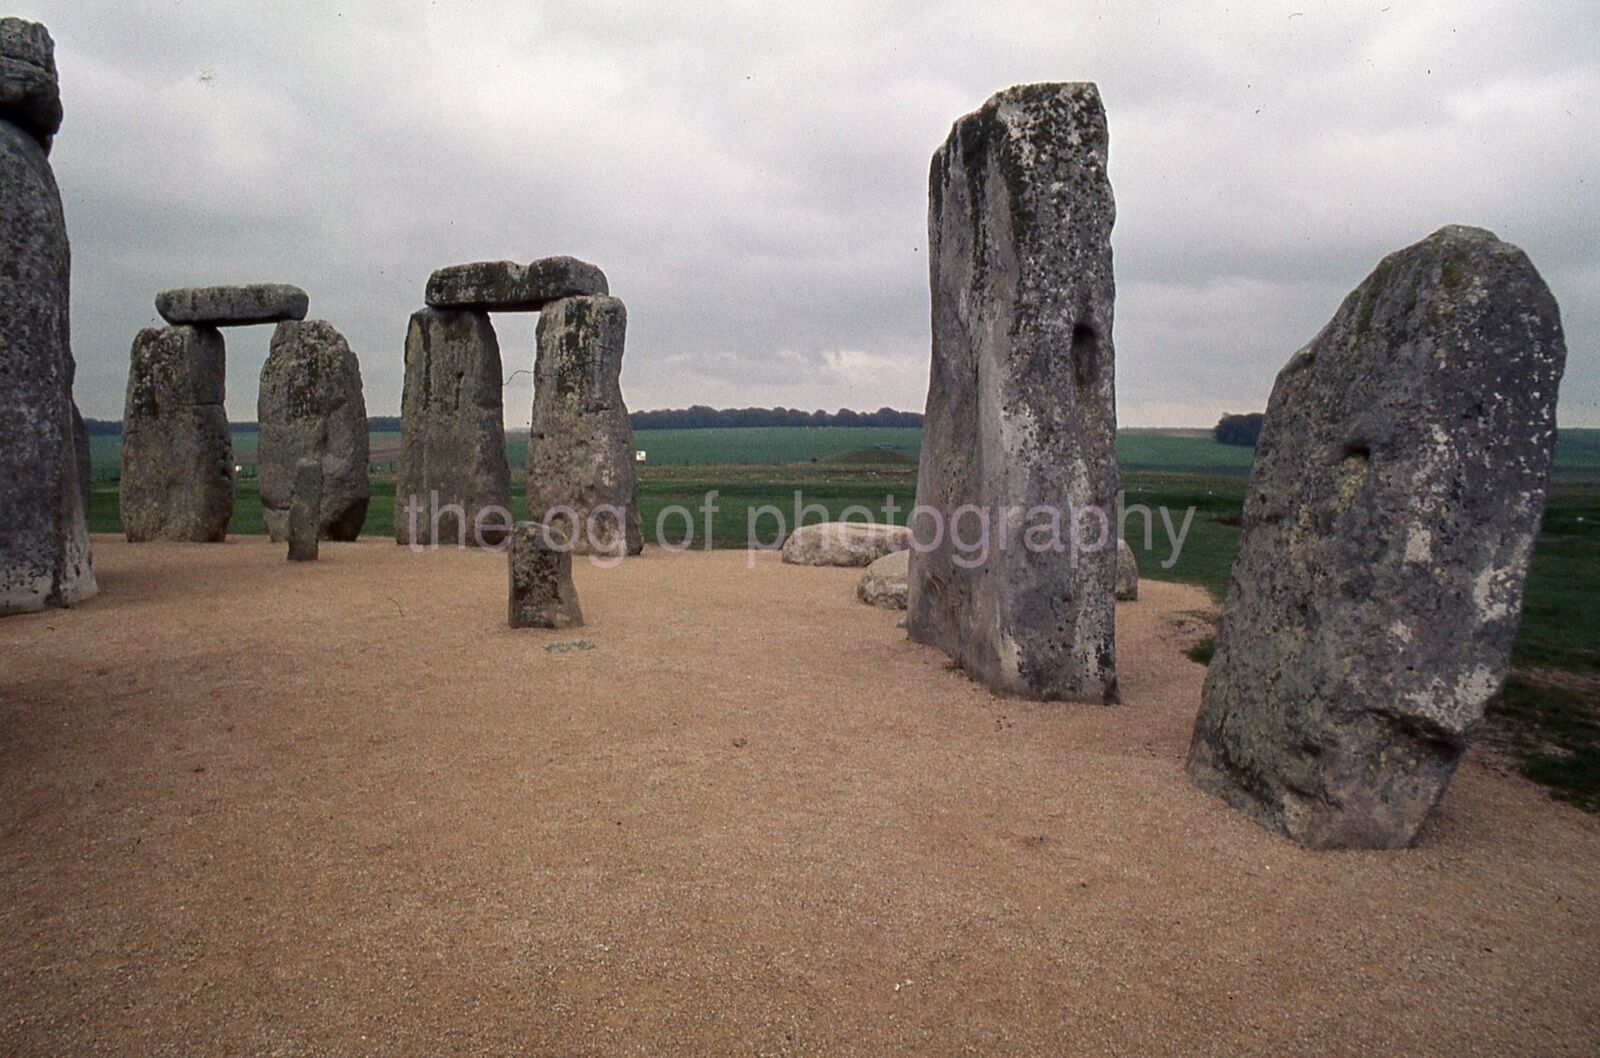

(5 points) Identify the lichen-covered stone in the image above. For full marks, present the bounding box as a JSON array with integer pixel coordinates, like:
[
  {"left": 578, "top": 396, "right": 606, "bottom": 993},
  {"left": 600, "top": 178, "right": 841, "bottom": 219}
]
[
  {"left": 0, "top": 18, "right": 62, "bottom": 151},
  {"left": 1116, "top": 539, "right": 1138, "bottom": 602},
  {"left": 426, "top": 256, "right": 608, "bottom": 312},
  {"left": 783, "top": 522, "right": 910, "bottom": 567},
  {"left": 857, "top": 548, "right": 910, "bottom": 609},
  {"left": 1187, "top": 225, "right": 1567, "bottom": 850},
  {"left": 907, "top": 83, "right": 1120, "bottom": 704},
  {"left": 155, "top": 283, "right": 308, "bottom": 327},
  {"left": 525, "top": 295, "right": 642, "bottom": 556},
  {"left": 508, "top": 521, "right": 583, "bottom": 629},
  {"left": 396, "top": 308, "right": 512, "bottom": 547},
  {"left": 286, "top": 458, "right": 322, "bottom": 562},
  {"left": 0, "top": 117, "right": 93, "bottom": 612},
  {"left": 119, "top": 325, "right": 233, "bottom": 542},
  {"left": 257, "top": 320, "right": 369, "bottom": 541}
]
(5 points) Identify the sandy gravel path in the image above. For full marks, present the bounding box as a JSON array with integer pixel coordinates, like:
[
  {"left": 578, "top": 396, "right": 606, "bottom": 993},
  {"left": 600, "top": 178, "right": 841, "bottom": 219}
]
[{"left": 1, "top": 538, "right": 1596, "bottom": 1056}]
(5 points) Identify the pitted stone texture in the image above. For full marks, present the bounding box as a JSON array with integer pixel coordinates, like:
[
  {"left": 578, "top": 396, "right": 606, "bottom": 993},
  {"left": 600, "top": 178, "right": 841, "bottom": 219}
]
[
  {"left": 426, "top": 256, "right": 608, "bottom": 312},
  {"left": 396, "top": 308, "right": 512, "bottom": 547},
  {"left": 508, "top": 522, "right": 583, "bottom": 629},
  {"left": 857, "top": 548, "right": 910, "bottom": 609},
  {"left": 0, "top": 18, "right": 61, "bottom": 150},
  {"left": 783, "top": 522, "right": 910, "bottom": 568},
  {"left": 525, "top": 296, "right": 642, "bottom": 556},
  {"left": 1187, "top": 226, "right": 1567, "bottom": 850},
  {"left": 1116, "top": 539, "right": 1138, "bottom": 601},
  {"left": 155, "top": 284, "right": 308, "bottom": 327},
  {"left": 287, "top": 458, "right": 322, "bottom": 562},
  {"left": 0, "top": 119, "right": 94, "bottom": 612},
  {"left": 119, "top": 325, "right": 234, "bottom": 542},
  {"left": 907, "top": 83, "right": 1120, "bottom": 704},
  {"left": 72, "top": 402, "right": 90, "bottom": 524},
  {"left": 257, "top": 320, "right": 370, "bottom": 542}
]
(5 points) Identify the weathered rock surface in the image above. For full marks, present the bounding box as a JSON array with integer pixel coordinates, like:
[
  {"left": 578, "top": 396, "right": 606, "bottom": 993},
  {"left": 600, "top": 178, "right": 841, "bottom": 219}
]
[
  {"left": 783, "top": 522, "right": 910, "bottom": 568},
  {"left": 0, "top": 18, "right": 62, "bottom": 151},
  {"left": 287, "top": 458, "right": 322, "bottom": 562},
  {"left": 396, "top": 308, "right": 512, "bottom": 547},
  {"left": 857, "top": 548, "right": 910, "bottom": 609},
  {"left": 426, "top": 257, "right": 608, "bottom": 312},
  {"left": 119, "top": 325, "right": 234, "bottom": 542},
  {"left": 1187, "top": 225, "right": 1567, "bottom": 850},
  {"left": 907, "top": 83, "right": 1120, "bottom": 704},
  {"left": 1116, "top": 539, "right": 1138, "bottom": 601},
  {"left": 257, "top": 320, "right": 370, "bottom": 541},
  {"left": 508, "top": 521, "right": 583, "bottom": 629},
  {"left": 525, "top": 295, "right": 642, "bottom": 555},
  {"left": 0, "top": 114, "right": 94, "bottom": 612},
  {"left": 155, "top": 284, "right": 309, "bottom": 327}
]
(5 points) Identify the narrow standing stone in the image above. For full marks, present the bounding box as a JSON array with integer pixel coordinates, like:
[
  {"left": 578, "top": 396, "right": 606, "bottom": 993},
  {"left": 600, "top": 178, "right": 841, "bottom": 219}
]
[
  {"left": 286, "top": 458, "right": 322, "bottom": 562},
  {"left": 1187, "top": 226, "right": 1567, "bottom": 849},
  {"left": 120, "top": 328, "right": 234, "bottom": 542},
  {"left": 907, "top": 83, "right": 1120, "bottom": 703},
  {"left": 526, "top": 295, "right": 642, "bottom": 556},
  {"left": 396, "top": 308, "right": 512, "bottom": 547},
  {"left": 0, "top": 19, "right": 93, "bottom": 614},
  {"left": 257, "top": 320, "right": 370, "bottom": 542},
  {"left": 508, "top": 522, "right": 583, "bottom": 629}
]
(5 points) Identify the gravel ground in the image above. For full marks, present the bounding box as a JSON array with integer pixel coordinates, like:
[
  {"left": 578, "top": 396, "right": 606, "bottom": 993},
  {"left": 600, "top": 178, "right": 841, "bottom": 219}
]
[{"left": 1, "top": 537, "right": 1596, "bottom": 1056}]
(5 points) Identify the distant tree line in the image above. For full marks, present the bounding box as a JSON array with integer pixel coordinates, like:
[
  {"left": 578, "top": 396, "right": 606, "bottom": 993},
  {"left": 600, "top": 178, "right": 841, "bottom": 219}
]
[
  {"left": 81, "top": 409, "right": 920, "bottom": 435},
  {"left": 1214, "top": 412, "right": 1265, "bottom": 447},
  {"left": 629, "top": 406, "right": 923, "bottom": 430}
]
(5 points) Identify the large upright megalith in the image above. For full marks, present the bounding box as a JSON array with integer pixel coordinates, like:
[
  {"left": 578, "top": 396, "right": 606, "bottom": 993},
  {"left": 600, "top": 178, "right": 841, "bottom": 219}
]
[
  {"left": 1187, "top": 226, "right": 1567, "bottom": 849},
  {"left": 0, "top": 18, "right": 95, "bottom": 613},
  {"left": 120, "top": 325, "right": 234, "bottom": 541},
  {"left": 396, "top": 308, "right": 512, "bottom": 547},
  {"left": 906, "top": 83, "right": 1120, "bottom": 703},
  {"left": 258, "top": 320, "right": 370, "bottom": 541},
  {"left": 526, "top": 295, "right": 643, "bottom": 556}
]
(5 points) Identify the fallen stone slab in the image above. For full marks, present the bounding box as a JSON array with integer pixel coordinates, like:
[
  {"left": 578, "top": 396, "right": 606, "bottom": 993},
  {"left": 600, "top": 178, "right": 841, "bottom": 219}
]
[
  {"left": 1187, "top": 225, "right": 1567, "bottom": 850},
  {"left": 155, "top": 283, "right": 309, "bottom": 327},
  {"left": 1116, "top": 539, "right": 1138, "bottom": 602},
  {"left": 0, "top": 17, "right": 62, "bottom": 150},
  {"left": 857, "top": 548, "right": 910, "bottom": 609},
  {"left": 907, "top": 83, "right": 1120, "bottom": 704},
  {"left": 426, "top": 256, "right": 608, "bottom": 312},
  {"left": 0, "top": 91, "right": 94, "bottom": 612},
  {"left": 783, "top": 522, "right": 910, "bottom": 567},
  {"left": 508, "top": 521, "right": 583, "bottom": 629},
  {"left": 287, "top": 458, "right": 322, "bottom": 562},
  {"left": 396, "top": 307, "right": 512, "bottom": 547},
  {"left": 257, "top": 320, "right": 370, "bottom": 541},
  {"left": 525, "top": 295, "right": 642, "bottom": 556},
  {"left": 119, "top": 325, "right": 234, "bottom": 542}
]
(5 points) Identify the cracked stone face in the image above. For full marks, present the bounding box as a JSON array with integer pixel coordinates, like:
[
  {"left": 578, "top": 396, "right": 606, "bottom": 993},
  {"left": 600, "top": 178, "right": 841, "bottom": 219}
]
[
  {"left": 907, "top": 82, "right": 1120, "bottom": 704},
  {"left": 1187, "top": 225, "right": 1568, "bottom": 850},
  {"left": 395, "top": 308, "right": 512, "bottom": 547},
  {"left": 0, "top": 18, "right": 62, "bottom": 152},
  {"left": 257, "top": 320, "right": 370, "bottom": 542},
  {"left": 425, "top": 257, "right": 608, "bottom": 313}
]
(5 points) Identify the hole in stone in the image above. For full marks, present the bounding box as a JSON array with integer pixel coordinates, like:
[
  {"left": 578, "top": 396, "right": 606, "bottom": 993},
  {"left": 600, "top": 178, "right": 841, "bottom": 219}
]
[{"left": 1071, "top": 322, "right": 1099, "bottom": 388}]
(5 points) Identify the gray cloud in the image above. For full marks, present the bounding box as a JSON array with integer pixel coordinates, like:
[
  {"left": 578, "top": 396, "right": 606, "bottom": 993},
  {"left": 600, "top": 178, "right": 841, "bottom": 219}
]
[{"left": 20, "top": 0, "right": 1598, "bottom": 426}]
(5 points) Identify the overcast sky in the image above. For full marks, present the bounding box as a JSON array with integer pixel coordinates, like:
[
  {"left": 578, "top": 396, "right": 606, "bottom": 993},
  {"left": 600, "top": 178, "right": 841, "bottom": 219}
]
[{"left": 21, "top": 0, "right": 1599, "bottom": 427}]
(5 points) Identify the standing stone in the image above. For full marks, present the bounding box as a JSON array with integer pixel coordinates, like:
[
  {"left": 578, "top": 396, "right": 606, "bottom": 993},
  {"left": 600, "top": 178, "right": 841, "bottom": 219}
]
[
  {"left": 907, "top": 83, "right": 1119, "bottom": 703},
  {"left": 1116, "top": 539, "right": 1138, "bottom": 601},
  {"left": 526, "top": 295, "right": 642, "bottom": 556},
  {"left": 508, "top": 521, "right": 583, "bottom": 629},
  {"left": 1187, "top": 226, "right": 1567, "bottom": 850},
  {"left": 72, "top": 403, "right": 90, "bottom": 524},
  {"left": 0, "top": 20, "right": 94, "bottom": 613},
  {"left": 257, "top": 320, "right": 370, "bottom": 541},
  {"left": 120, "top": 325, "right": 234, "bottom": 542},
  {"left": 396, "top": 308, "right": 512, "bottom": 547},
  {"left": 286, "top": 458, "right": 322, "bottom": 562}
]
